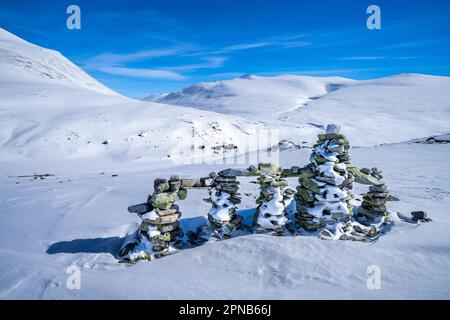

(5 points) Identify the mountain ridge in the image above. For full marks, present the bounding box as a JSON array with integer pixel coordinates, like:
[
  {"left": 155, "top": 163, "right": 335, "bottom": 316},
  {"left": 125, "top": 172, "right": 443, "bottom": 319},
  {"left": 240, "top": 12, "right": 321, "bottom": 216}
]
[
  {"left": 0, "top": 28, "right": 268, "bottom": 161},
  {"left": 0, "top": 27, "right": 117, "bottom": 95},
  {"left": 143, "top": 73, "right": 450, "bottom": 146}
]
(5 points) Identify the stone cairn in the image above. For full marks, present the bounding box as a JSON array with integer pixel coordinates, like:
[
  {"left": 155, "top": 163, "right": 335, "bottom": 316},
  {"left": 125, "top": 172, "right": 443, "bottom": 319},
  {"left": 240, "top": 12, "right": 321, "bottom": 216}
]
[
  {"left": 295, "top": 124, "right": 366, "bottom": 240},
  {"left": 118, "top": 124, "right": 399, "bottom": 262},
  {"left": 254, "top": 163, "right": 296, "bottom": 235},
  {"left": 119, "top": 175, "right": 186, "bottom": 262},
  {"left": 294, "top": 124, "right": 390, "bottom": 241},
  {"left": 356, "top": 180, "right": 390, "bottom": 225},
  {"left": 347, "top": 165, "right": 394, "bottom": 233},
  {"left": 200, "top": 169, "right": 243, "bottom": 241}
]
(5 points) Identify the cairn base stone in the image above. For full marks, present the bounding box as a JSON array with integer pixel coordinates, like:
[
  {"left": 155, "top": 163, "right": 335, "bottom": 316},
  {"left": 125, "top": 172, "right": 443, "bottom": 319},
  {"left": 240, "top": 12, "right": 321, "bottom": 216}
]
[{"left": 120, "top": 176, "right": 186, "bottom": 262}]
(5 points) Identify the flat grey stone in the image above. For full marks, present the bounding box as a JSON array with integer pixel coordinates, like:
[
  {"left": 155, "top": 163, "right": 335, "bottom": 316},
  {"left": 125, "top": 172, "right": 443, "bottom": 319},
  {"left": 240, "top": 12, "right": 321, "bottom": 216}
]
[{"left": 128, "top": 203, "right": 150, "bottom": 214}]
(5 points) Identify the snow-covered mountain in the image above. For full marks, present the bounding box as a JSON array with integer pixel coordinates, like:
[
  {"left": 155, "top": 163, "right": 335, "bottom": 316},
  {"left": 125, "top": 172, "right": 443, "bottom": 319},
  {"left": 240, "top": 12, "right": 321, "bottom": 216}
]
[
  {"left": 2, "top": 26, "right": 449, "bottom": 162},
  {"left": 149, "top": 74, "right": 355, "bottom": 115},
  {"left": 148, "top": 73, "right": 450, "bottom": 146},
  {"left": 0, "top": 28, "right": 265, "bottom": 162},
  {"left": 0, "top": 28, "right": 115, "bottom": 95}
]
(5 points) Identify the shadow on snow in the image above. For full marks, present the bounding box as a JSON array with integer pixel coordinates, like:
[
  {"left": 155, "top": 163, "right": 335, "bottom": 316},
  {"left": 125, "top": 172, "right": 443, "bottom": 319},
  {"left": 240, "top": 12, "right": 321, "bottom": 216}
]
[{"left": 45, "top": 208, "right": 258, "bottom": 257}]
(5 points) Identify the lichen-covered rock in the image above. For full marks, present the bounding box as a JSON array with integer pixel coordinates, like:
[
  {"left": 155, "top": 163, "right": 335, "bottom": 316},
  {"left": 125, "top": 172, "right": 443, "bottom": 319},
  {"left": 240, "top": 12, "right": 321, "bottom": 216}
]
[{"left": 120, "top": 176, "right": 186, "bottom": 263}]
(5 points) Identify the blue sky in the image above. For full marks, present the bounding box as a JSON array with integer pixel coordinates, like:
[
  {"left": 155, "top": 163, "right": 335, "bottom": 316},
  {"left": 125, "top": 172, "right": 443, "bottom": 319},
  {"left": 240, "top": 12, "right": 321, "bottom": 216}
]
[{"left": 1, "top": 0, "right": 449, "bottom": 98}]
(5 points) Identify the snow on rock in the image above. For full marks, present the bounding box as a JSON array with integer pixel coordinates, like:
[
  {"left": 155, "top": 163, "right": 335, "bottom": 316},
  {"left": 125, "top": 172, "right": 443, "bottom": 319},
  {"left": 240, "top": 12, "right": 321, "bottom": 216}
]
[
  {"left": 256, "top": 187, "right": 292, "bottom": 229},
  {"left": 200, "top": 172, "right": 243, "bottom": 241},
  {"left": 209, "top": 188, "right": 234, "bottom": 222},
  {"left": 254, "top": 164, "right": 295, "bottom": 233},
  {"left": 156, "top": 74, "right": 354, "bottom": 116}
]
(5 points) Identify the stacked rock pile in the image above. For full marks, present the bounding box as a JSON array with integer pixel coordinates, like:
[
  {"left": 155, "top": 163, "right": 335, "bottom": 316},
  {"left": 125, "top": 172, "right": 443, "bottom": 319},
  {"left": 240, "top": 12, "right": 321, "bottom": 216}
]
[
  {"left": 119, "top": 176, "right": 187, "bottom": 262},
  {"left": 254, "top": 163, "right": 295, "bottom": 235},
  {"left": 351, "top": 166, "right": 395, "bottom": 236},
  {"left": 295, "top": 124, "right": 355, "bottom": 234},
  {"left": 200, "top": 169, "right": 243, "bottom": 241},
  {"left": 356, "top": 183, "right": 390, "bottom": 224}
]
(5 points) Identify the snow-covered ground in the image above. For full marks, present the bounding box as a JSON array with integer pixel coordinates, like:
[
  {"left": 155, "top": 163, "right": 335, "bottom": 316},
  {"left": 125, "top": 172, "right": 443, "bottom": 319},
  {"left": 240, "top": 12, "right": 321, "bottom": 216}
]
[
  {"left": 1, "top": 142, "right": 449, "bottom": 299},
  {"left": 0, "top": 28, "right": 449, "bottom": 299}
]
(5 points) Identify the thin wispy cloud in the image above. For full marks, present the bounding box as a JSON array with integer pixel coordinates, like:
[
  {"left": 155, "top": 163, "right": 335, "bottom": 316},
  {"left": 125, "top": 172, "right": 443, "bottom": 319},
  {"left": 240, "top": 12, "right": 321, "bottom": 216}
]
[
  {"left": 246, "top": 68, "right": 376, "bottom": 77},
  {"left": 385, "top": 39, "right": 443, "bottom": 49},
  {"left": 83, "top": 47, "right": 189, "bottom": 67},
  {"left": 99, "top": 67, "right": 186, "bottom": 80},
  {"left": 91, "top": 9, "right": 189, "bottom": 42},
  {"left": 280, "top": 40, "right": 313, "bottom": 48},
  {"left": 80, "top": 45, "right": 202, "bottom": 79},
  {"left": 210, "top": 34, "right": 311, "bottom": 54},
  {"left": 167, "top": 57, "right": 227, "bottom": 71},
  {"left": 80, "top": 32, "right": 313, "bottom": 80},
  {"left": 208, "top": 69, "right": 376, "bottom": 79},
  {"left": 81, "top": 47, "right": 225, "bottom": 79},
  {"left": 219, "top": 42, "right": 274, "bottom": 53},
  {"left": 339, "top": 56, "right": 386, "bottom": 61},
  {"left": 295, "top": 68, "right": 375, "bottom": 75}
]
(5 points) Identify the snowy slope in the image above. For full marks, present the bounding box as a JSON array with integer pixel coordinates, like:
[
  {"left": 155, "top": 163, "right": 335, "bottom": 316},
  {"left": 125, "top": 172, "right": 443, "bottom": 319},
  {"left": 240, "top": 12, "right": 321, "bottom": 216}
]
[
  {"left": 284, "top": 74, "right": 450, "bottom": 146},
  {"left": 0, "top": 28, "right": 449, "bottom": 300},
  {"left": 0, "top": 28, "right": 115, "bottom": 95},
  {"left": 149, "top": 74, "right": 450, "bottom": 146},
  {"left": 148, "top": 74, "right": 355, "bottom": 115},
  {"left": 0, "top": 28, "right": 266, "bottom": 162}
]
